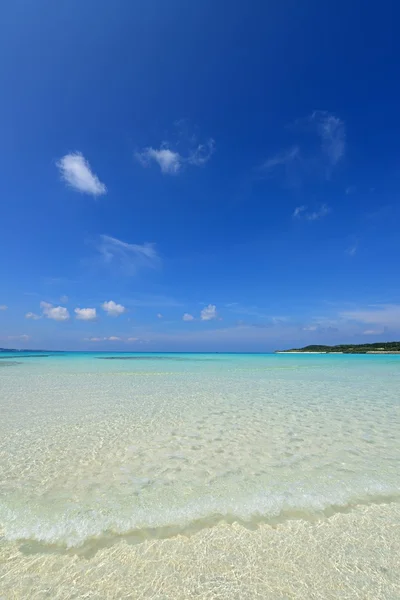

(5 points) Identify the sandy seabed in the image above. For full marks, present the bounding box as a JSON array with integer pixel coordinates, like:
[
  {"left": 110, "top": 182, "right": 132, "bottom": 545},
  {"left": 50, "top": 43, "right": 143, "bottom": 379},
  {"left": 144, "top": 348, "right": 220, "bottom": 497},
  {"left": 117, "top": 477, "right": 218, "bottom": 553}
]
[{"left": 1, "top": 503, "right": 399, "bottom": 600}]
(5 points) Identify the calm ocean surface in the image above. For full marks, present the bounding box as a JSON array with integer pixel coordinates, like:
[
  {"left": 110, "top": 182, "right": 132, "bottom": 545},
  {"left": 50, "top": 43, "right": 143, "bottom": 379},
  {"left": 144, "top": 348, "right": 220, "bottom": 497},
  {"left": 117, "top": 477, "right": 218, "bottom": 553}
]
[{"left": 1, "top": 352, "right": 399, "bottom": 598}]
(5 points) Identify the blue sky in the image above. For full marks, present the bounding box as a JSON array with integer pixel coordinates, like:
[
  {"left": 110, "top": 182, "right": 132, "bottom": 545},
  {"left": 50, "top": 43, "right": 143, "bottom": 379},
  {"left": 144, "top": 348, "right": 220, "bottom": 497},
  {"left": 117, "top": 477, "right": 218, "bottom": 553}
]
[{"left": 1, "top": 0, "right": 400, "bottom": 351}]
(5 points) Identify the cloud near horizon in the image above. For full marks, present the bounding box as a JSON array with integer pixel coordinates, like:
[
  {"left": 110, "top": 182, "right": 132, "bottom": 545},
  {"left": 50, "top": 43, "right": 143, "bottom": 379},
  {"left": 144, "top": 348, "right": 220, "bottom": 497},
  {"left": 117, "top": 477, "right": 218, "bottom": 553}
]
[
  {"left": 40, "top": 301, "right": 70, "bottom": 321},
  {"left": 25, "top": 312, "right": 41, "bottom": 320},
  {"left": 102, "top": 300, "right": 126, "bottom": 317},
  {"left": 74, "top": 307, "right": 97, "bottom": 321},
  {"left": 57, "top": 152, "right": 107, "bottom": 196},
  {"left": 200, "top": 304, "right": 218, "bottom": 321},
  {"left": 86, "top": 336, "right": 122, "bottom": 342},
  {"left": 85, "top": 336, "right": 141, "bottom": 343},
  {"left": 340, "top": 304, "right": 400, "bottom": 327}
]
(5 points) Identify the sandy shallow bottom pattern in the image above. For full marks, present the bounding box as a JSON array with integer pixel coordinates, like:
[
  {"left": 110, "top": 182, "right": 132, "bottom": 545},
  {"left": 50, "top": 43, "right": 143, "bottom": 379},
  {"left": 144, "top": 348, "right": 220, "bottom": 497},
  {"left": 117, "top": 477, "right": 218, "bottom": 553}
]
[
  {"left": 1, "top": 503, "right": 399, "bottom": 599},
  {"left": 1, "top": 353, "right": 400, "bottom": 598}
]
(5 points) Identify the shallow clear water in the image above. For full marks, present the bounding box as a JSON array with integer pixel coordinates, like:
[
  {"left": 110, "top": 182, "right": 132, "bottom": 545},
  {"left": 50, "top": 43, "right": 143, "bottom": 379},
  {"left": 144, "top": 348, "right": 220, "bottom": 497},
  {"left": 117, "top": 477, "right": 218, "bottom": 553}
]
[{"left": 1, "top": 352, "right": 399, "bottom": 598}]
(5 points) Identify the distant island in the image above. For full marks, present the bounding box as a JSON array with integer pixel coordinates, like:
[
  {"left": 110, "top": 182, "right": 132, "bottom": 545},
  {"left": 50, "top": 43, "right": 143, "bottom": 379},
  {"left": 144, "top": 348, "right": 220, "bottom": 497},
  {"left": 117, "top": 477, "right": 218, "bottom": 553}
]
[{"left": 276, "top": 342, "right": 400, "bottom": 354}]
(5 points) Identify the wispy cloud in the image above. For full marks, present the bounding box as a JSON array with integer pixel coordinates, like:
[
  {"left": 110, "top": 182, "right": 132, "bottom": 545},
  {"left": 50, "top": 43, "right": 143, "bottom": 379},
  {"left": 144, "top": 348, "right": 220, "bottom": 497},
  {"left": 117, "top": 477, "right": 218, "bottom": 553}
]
[
  {"left": 293, "top": 204, "right": 330, "bottom": 221},
  {"left": 0, "top": 305, "right": 8, "bottom": 311},
  {"left": 340, "top": 304, "right": 400, "bottom": 327},
  {"left": 25, "top": 312, "right": 41, "bottom": 320},
  {"left": 7, "top": 334, "right": 31, "bottom": 341},
  {"left": 60, "top": 295, "right": 69, "bottom": 304},
  {"left": 263, "top": 111, "right": 345, "bottom": 182},
  {"left": 136, "top": 147, "right": 182, "bottom": 174},
  {"left": 40, "top": 301, "right": 70, "bottom": 321},
  {"left": 183, "top": 313, "right": 195, "bottom": 321},
  {"left": 136, "top": 136, "right": 215, "bottom": 175},
  {"left": 85, "top": 336, "right": 144, "bottom": 343},
  {"left": 261, "top": 146, "right": 300, "bottom": 174},
  {"left": 94, "top": 235, "right": 160, "bottom": 276},
  {"left": 309, "top": 110, "right": 345, "bottom": 167},
  {"left": 187, "top": 139, "right": 215, "bottom": 166},
  {"left": 363, "top": 329, "right": 384, "bottom": 335},
  {"left": 293, "top": 206, "right": 306, "bottom": 218},
  {"left": 86, "top": 336, "right": 122, "bottom": 342},
  {"left": 102, "top": 300, "right": 126, "bottom": 317},
  {"left": 57, "top": 152, "right": 106, "bottom": 196},
  {"left": 74, "top": 307, "right": 97, "bottom": 321},
  {"left": 200, "top": 304, "right": 218, "bottom": 321},
  {"left": 157, "top": 313, "right": 163, "bottom": 319},
  {"left": 346, "top": 242, "right": 358, "bottom": 256}
]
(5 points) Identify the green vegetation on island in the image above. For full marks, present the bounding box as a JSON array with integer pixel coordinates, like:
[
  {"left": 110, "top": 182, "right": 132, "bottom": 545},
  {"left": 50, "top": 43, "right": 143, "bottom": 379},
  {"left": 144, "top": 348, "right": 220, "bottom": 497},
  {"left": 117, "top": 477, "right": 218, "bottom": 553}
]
[{"left": 276, "top": 342, "right": 400, "bottom": 354}]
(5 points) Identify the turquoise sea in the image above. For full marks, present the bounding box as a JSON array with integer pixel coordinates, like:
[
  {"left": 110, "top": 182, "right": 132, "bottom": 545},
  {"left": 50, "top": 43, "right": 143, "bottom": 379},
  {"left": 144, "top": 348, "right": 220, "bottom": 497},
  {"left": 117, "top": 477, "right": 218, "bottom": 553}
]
[{"left": 0, "top": 352, "right": 399, "bottom": 598}]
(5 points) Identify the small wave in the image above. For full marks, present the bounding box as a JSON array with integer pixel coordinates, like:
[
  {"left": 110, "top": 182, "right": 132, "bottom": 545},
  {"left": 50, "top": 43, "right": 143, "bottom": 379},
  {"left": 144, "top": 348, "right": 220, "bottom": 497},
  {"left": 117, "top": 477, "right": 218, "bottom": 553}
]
[{"left": 1, "top": 485, "right": 399, "bottom": 551}]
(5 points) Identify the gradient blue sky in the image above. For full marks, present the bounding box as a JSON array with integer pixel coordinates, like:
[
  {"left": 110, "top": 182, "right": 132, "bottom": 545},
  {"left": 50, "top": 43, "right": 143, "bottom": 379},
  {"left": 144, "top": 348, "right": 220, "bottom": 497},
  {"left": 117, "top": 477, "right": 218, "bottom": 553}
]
[{"left": 1, "top": 0, "right": 400, "bottom": 351}]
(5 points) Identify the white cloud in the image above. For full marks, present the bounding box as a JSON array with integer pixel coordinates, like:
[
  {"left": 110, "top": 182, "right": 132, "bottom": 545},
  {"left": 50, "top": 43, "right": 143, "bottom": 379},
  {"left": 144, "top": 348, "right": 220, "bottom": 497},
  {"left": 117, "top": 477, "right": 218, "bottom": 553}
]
[
  {"left": 57, "top": 152, "right": 107, "bottom": 196},
  {"left": 266, "top": 111, "right": 345, "bottom": 182},
  {"left": 302, "top": 325, "right": 318, "bottom": 331},
  {"left": 136, "top": 146, "right": 182, "bottom": 174},
  {"left": 293, "top": 206, "right": 306, "bottom": 218},
  {"left": 363, "top": 329, "right": 384, "bottom": 335},
  {"left": 25, "top": 312, "right": 41, "bottom": 320},
  {"left": 86, "top": 336, "right": 122, "bottom": 342},
  {"left": 74, "top": 307, "right": 97, "bottom": 321},
  {"left": 0, "top": 305, "right": 8, "bottom": 310},
  {"left": 293, "top": 204, "right": 330, "bottom": 221},
  {"left": 261, "top": 146, "right": 300, "bottom": 173},
  {"left": 187, "top": 138, "right": 215, "bottom": 166},
  {"left": 346, "top": 243, "right": 358, "bottom": 256},
  {"left": 183, "top": 313, "right": 195, "bottom": 321},
  {"left": 341, "top": 304, "right": 400, "bottom": 327},
  {"left": 310, "top": 110, "right": 345, "bottom": 167},
  {"left": 7, "top": 334, "right": 31, "bottom": 341},
  {"left": 200, "top": 304, "right": 217, "bottom": 321},
  {"left": 95, "top": 235, "right": 159, "bottom": 276},
  {"left": 102, "top": 300, "right": 126, "bottom": 317},
  {"left": 40, "top": 301, "right": 70, "bottom": 321},
  {"left": 127, "top": 337, "right": 139, "bottom": 342},
  {"left": 305, "top": 204, "right": 331, "bottom": 221},
  {"left": 157, "top": 313, "right": 163, "bottom": 319},
  {"left": 136, "top": 137, "right": 215, "bottom": 174}
]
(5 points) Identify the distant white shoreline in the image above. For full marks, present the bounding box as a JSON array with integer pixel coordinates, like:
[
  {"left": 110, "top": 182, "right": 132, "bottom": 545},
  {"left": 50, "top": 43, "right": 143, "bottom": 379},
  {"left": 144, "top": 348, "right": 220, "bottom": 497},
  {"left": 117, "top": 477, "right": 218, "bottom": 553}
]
[{"left": 276, "top": 351, "right": 333, "bottom": 354}]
